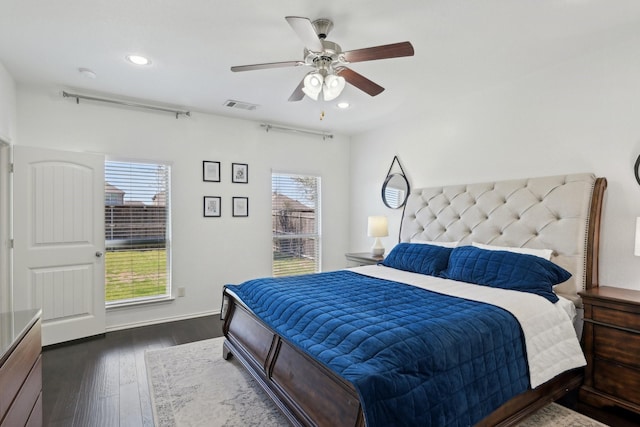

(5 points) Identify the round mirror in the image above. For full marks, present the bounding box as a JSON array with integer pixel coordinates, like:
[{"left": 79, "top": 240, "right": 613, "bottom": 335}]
[{"left": 382, "top": 173, "right": 410, "bottom": 209}]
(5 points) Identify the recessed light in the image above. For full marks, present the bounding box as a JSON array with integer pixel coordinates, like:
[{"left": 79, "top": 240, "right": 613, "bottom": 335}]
[
  {"left": 337, "top": 101, "right": 350, "bottom": 109},
  {"left": 126, "top": 55, "right": 151, "bottom": 66},
  {"left": 78, "top": 67, "right": 96, "bottom": 79}
]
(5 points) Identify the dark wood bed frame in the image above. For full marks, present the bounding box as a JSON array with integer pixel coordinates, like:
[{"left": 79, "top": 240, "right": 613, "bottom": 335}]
[{"left": 222, "top": 177, "right": 607, "bottom": 427}]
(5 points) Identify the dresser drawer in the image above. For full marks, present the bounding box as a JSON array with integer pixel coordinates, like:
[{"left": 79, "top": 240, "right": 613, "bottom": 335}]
[
  {"left": 1, "top": 356, "right": 42, "bottom": 427},
  {"left": 0, "top": 320, "right": 41, "bottom": 419},
  {"left": 594, "top": 359, "right": 640, "bottom": 407},
  {"left": 593, "top": 305, "right": 640, "bottom": 331},
  {"left": 594, "top": 325, "right": 640, "bottom": 368}
]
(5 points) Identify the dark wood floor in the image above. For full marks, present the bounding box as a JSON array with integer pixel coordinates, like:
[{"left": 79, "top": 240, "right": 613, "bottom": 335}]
[
  {"left": 42, "top": 315, "right": 640, "bottom": 427},
  {"left": 42, "top": 315, "right": 223, "bottom": 427}
]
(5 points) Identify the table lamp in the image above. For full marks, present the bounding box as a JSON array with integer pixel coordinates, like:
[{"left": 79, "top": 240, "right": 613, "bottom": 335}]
[{"left": 368, "top": 216, "right": 389, "bottom": 256}]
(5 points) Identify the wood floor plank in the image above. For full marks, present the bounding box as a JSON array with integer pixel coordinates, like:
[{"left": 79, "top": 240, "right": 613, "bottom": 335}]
[
  {"left": 74, "top": 394, "right": 119, "bottom": 427},
  {"left": 42, "top": 346, "right": 87, "bottom": 424},
  {"left": 119, "top": 382, "right": 142, "bottom": 427},
  {"left": 134, "top": 343, "right": 154, "bottom": 427},
  {"left": 119, "top": 346, "right": 137, "bottom": 386},
  {"left": 42, "top": 315, "right": 221, "bottom": 426}
]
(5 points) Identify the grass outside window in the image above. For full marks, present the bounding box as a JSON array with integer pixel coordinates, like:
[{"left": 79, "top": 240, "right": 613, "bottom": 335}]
[
  {"left": 273, "top": 252, "right": 316, "bottom": 277},
  {"left": 106, "top": 249, "right": 167, "bottom": 302}
]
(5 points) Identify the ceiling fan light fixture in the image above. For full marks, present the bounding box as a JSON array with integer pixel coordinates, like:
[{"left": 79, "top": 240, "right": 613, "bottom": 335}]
[
  {"left": 302, "top": 72, "right": 324, "bottom": 100},
  {"left": 231, "top": 16, "right": 415, "bottom": 102},
  {"left": 323, "top": 74, "right": 346, "bottom": 101}
]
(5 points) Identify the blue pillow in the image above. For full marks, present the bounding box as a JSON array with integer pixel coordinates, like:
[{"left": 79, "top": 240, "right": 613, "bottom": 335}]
[
  {"left": 440, "top": 246, "right": 570, "bottom": 303},
  {"left": 381, "top": 243, "right": 453, "bottom": 277}
]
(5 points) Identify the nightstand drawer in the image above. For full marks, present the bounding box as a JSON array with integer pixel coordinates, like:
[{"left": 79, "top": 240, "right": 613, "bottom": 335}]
[
  {"left": 593, "top": 305, "right": 640, "bottom": 331},
  {"left": 594, "top": 325, "right": 640, "bottom": 368},
  {"left": 345, "top": 253, "right": 383, "bottom": 267},
  {"left": 594, "top": 359, "right": 640, "bottom": 406},
  {"left": 580, "top": 286, "right": 640, "bottom": 414}
]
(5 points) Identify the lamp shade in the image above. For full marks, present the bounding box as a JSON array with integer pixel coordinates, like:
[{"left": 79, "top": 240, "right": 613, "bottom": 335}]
[
  {"left": 323, "top": 74, "right": 346, "bottom": 101},
  {"left": 302, "top": 71, "right": 346, "bottom": 101},
  {"left": 302, "top": 72, "right": 323, "bottom": 100},
  {"left": 368, "top": 216, "right": 389, "bottom": 238}
]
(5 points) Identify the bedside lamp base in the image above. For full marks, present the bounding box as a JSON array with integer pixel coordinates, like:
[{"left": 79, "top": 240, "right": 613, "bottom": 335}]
[{"left": 371, "top": 238, "right": 385, "bottom": 256}]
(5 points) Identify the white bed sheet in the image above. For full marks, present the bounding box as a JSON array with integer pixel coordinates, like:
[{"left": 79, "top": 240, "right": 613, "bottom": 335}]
[{"left": 349, "top": 264, "right": 586, "bottom": 388}]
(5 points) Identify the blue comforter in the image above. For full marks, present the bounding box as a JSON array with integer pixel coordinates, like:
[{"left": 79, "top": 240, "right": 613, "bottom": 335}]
[{"left": 225, "top": 270, "right": 529, "bottom": 426}]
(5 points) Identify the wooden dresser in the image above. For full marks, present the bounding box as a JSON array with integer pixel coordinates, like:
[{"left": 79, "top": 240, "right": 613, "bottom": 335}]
[
  {"left": 579, "top": 286, "right": 640, "bottom": 415},
  {"left": 0, "top": 309, "right": 42, "bottom": 427}
]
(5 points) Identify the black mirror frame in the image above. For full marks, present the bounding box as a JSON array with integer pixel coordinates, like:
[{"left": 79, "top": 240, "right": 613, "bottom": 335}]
[
  {"left": 635, "top": 154, "right": 640, "bottom": 186},
  {"left": 382, "top": 156, "right": 410, "bottom": 209}
]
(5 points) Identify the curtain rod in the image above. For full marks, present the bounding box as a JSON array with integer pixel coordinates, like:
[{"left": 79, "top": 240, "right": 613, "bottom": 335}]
[
  {"left": 261, "top": 123, "right": 333, "bottom": 140},
  {"left": 62, "top": 91, "right": 191, "bottom": 119}
]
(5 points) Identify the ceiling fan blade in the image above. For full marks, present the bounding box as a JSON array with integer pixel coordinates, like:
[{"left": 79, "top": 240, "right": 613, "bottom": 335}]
[
  {"left": 285, "top": 16, "right": 324, "bottom": 52},
  {"left": 337, "top": 67, "right": 385, "bottom": 97},
  {"left": 231, "top": 61, "right": 304, "bottom": 72},
  {"left": 342, "top": 41, "right": 414, "bottom": 63},
  {"left": 288, "top": 77, "right": 305, "bottom": 102}
]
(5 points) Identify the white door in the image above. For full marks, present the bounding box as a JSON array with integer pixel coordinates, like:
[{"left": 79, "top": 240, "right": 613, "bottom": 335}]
[{"left": 13, "top": 145, "right": 105, "bottom": 345}]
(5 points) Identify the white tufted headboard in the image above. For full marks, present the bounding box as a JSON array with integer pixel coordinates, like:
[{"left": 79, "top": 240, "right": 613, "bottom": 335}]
[{"left": 399, "top": 173, "right": 607, "bottom": 306}]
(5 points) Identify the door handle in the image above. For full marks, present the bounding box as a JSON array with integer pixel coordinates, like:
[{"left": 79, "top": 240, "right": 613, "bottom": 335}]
[{"left": 95, "top": 251, "right": 104, "bottom": 258}]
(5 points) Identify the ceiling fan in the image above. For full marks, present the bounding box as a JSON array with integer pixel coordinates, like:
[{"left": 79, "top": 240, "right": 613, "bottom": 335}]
[{"left": 230, "top": 16, "right": 415, "bottom": 102}]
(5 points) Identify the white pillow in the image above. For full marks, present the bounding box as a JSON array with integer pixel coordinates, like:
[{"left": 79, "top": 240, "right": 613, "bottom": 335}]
[
  {"left": 472, "top": 242, "right": 553, "bottom": 260},
  {"left": 410, "top": 239, "right": 459, "bottom": 248}
]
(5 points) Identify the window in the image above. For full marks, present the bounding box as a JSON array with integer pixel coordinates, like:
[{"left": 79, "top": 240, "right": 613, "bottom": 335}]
[
  {"left": 105, "top": 160, "right": 171, "bottom": 305},
  {"left": 272, "top": 173, "right": 321, "bottom": 277}
]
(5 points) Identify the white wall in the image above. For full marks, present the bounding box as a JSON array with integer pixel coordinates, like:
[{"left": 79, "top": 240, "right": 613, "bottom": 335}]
[
  {"left": 350, "top": 31, "right": 640, "bottom": 291},
  {"left": 16, "top": 85, "right": 350, "bottom": 330},
  {"left": 0, "top": 62, "right": 16, "bottom": 313},
  {"left": 0, "top": 62, "right": 17, "bottom": 143}
]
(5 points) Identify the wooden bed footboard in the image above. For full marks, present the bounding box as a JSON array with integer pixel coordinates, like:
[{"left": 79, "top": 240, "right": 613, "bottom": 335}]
[
  {"left": 222, "top": 293, "right": 583, "bottom": 427},
  {"left": 223, "top": 300, "right": 364, "bottom": 427}
]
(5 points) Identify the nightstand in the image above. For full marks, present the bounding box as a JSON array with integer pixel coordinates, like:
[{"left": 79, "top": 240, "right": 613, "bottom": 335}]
[
  {"left": 345, "top": 252, "right": 383, "bottom": 267},
  {"left": 579, "top": 286, "right": 640, "bottom": 415}
]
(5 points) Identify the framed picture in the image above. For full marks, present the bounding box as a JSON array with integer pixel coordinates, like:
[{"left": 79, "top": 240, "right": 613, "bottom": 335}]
[
  {"left": 203, "top": 196, "right": 221, "bottom": 217},
  {"left": 232, "top": 163, "right": 248, "bottom": 184},
  {"left": 232, "top": 197, "right": 249, "bottom": 217},
  {"left": 203, "top": 161, "right": 220, "bottom": 182}
]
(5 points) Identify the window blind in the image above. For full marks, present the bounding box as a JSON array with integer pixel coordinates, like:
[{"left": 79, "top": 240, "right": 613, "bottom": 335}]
[
  {"left": 105, "top": 161, "right": 171, "bottom": 304},
  {"left": 272, "top": 173, "right": 320, "bottom": 277}
]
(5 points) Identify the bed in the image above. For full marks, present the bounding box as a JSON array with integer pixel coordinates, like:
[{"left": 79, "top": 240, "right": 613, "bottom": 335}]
[{"left": 221, "top": 173, "right": 607, "bottom": 426}]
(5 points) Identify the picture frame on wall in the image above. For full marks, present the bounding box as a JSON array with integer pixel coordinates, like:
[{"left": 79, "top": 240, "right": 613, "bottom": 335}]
[
  {"left": 203, "top": 161, "right": 220, "bottom": 182},
  {"left": 232, "top": 197, "right": 249, "bottom": 217},
  {"left": 232, "top": 163, "right": 248, "bottom": 184},
  {"left": 203, "top": 196, "right": 221, "bottom": 217}
]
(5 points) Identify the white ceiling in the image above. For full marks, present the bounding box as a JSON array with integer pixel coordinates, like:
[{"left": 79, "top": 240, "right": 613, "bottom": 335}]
[{"left": 1, "top": 0, "right": 640, "bottom": 136}]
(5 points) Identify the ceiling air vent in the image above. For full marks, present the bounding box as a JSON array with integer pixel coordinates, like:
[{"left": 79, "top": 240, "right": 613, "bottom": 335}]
[{"left": 223, "top": 100, "right": 258, "bottom": 111}]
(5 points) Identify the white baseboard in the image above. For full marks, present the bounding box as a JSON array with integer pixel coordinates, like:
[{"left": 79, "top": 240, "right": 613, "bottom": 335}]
[{"left": 105, "top": 310, "right": 220, "bottom": 333}]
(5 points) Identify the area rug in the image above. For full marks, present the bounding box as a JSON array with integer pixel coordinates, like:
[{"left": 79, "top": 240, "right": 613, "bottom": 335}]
[{"left": 145, "top": 337, "right": 608, "bottom": 427}]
